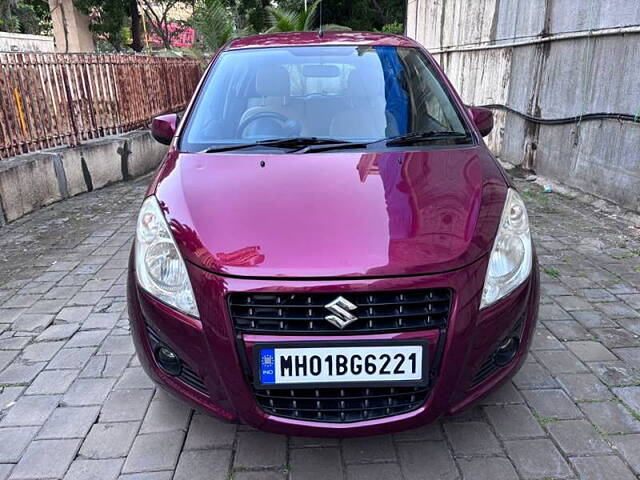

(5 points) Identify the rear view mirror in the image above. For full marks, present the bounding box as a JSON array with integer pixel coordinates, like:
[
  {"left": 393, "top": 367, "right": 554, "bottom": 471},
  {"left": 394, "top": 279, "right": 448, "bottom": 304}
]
[
  {"left": 468, "top": 107, "right": 494, "bottom": 137},
  {"left": 151, "top": 114, "right": 178, "bottom": 145}
]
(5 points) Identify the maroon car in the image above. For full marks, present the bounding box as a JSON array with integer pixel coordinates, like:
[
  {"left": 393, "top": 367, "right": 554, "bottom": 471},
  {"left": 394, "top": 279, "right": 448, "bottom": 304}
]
[{"left": 128, "top": 31, "right": 539, "bottom": 437}]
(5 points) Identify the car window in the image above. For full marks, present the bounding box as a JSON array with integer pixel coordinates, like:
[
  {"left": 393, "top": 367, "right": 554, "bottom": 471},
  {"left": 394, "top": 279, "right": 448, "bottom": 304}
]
[{"left": 180, "top": 45, "right": 469, "bottom": 151}]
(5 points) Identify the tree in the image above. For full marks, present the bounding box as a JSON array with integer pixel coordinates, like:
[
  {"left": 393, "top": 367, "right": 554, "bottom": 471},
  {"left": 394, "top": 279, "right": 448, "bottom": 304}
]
[
  {"left": 266, "top": 0, "right": 349, "bottom": 33},
  {"left": 74, "top": 0, "right": 130, "bottom": 51},
  {"left": 0, "top": 0, "right": 50, "bottom": 34},
  {"left": 191, "top": 0, "right": 240, "bottom": 51},
  {"left": 139, "top": 0, "right": 185, "bottom": 50}
]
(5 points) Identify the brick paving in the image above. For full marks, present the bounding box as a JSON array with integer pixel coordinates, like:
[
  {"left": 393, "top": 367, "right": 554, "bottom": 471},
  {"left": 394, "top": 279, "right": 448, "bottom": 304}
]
[{"left": 0, "top": 173, "right": 639, "bottom": 480}]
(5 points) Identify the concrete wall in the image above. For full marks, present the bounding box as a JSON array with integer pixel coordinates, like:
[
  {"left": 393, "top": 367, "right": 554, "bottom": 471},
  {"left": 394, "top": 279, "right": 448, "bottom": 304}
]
[
  {"left": 0, "top": 32, "right": 55, "bottom": 52},
  {"left": 406, "top": 0, "right": 640, "bottom": 211},
  {"left": 0, "top": 131, "right": 167, "bottom": 224}
]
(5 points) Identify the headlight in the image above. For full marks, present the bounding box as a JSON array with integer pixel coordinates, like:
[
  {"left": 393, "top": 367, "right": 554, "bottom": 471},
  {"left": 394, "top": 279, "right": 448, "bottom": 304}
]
[
  {"left": 135, "top": 196, "right": 199, "bottom": 318},
  {"left": 480, "top": 189, "right": 532, "bottom": 309}
]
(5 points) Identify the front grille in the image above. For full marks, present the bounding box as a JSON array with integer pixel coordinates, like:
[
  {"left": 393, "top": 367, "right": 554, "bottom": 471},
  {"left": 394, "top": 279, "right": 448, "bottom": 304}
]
[
  {"left": 255, "top": 385, "right": 429, "bottom": 423},
  {"left": 229, "top": 289, "right": 451, "bottom": 334},
  {"left": 145, "top": 325, "right": 208, "bottom": 394}
]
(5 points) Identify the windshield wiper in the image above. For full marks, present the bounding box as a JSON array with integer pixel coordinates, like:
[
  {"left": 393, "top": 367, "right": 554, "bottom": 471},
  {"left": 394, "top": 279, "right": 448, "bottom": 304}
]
[
  {"left": 385, "top": 130, "right": 470, "bottom": 147},
  {"left": 203, "top": 137, "right": 357, "bottom": 153}
]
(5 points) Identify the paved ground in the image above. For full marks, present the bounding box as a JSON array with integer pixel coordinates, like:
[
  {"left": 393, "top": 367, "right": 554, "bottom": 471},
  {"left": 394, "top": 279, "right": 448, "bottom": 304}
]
[{"left": 0, "top": 173, "right": 639, "bottom": 480}]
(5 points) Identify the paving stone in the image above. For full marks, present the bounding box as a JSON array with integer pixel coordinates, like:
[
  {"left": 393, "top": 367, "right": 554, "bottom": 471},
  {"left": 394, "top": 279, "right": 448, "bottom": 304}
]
[
  {"left": 26, "top": 369, "right": 79, "bottom": 395},
  {"left": 596, "top": 302, "right": 640, "bottom": 318},
  {"left": 397, "top": 441, "right": 458, "bottom": 480},
  {"left": 56, "top": 306, "right": 93, "bottom": 324},
  {"left": 0, "top": 361, "right": 45, "bottom": 385},
  {"left": 613, "top": 347, "right": 640, "bottom": 368},
  {"left": 10, "top": 439, "right": 81, "bottom": 479},
  {"left": 183, "top": 413, "right": 236, "bottom": 450},
  {"left": 38, "top": 406, "right": 100, "bottom": 439},
  {"left": 593, "top": 328, "right": 639, "bottom": 348},
  {"left": 11, "top": 313, "right": 54, "bottom": 332},
  {"left": 115, "top": 367, "right": 155, "bottom": 390},
  {"left": 0, "top": 464, "right": 11, "bottom": 480},
  {"left": 80, "top": 354, "right": 131, "bottom": 378},
  {"left": 543, "top": 320, "right": 592, "bottom": 341},
  {"left": 532, "top": 326, "right": 564, "bottom": 350},
  {"left": 233, "top": 431, "right": 287, "bottom": 469},
  {"left": 458, "top": 457, "right": 518, "bottom": 480},
  {"left": 233, "top": 471, "right": 286, "bottom": 480},
  {"left": 62, "top": 377, "right": 117, "bottom": 406},
  {"left": 0, "top": 394, "right": 59, "bottom": 426},
  {"left": 342, "top": 434, "right": 396, "bottom": 464},
  {"left": 27, "top": 299, "right": 67, "bottom": 314},
  {"left": 82, "top": 313, "right": 119, "bottom": 330},
  {"left": 0, "top": 351, "right": 18, "bottom": 372},
  {"left": 556, "top": 372, "right": 613, "bottom": 401},
  {"left": 504, "top": 438, "right": 572, "bottom": 479},
  {"left": 554, "top": 295, "right": 592, "bottom": 311},
  {"left": 0, "top": 336, "right": 31, "bottom": 350},
  {"left": 443, "top": 421, "right": 502, "bottom": 455},
  {"left": 63, "top": 458, "right": 124, "bottom": 480},
  {"left": 613, "top": 386, "right": 640, "bottom": 412},
  {"left": 547, "top": 419, "right": 611, "bottom": 455},
  {"left": 98, "top": 335, "right": 135, "bottom": 355},
  {"left": 0, "top": 386, "right": 23, "bottom": 409},
  {"left": 100, "top": 388, "right": 154, "bottom": 422},
  {"left": 478, "top": 381, "right": 524, "bottom": 405},
  {"left": 289, "top": 436, "right": 339, "bottom": 448},
  {"left": 566, "top": 340, "right": 618, "bottom": 361},
  {"left": 65, "top": 329, "right": 109, "bottom": 348},
  {"left": 122, "top": 431, "right": 185, "bottom": 473},
  {"left": 538, "top": 303, "right": 571, "bottom": 321},
  {"left": 173, "top": 449, "right": 231, "bottom": 480},
  {"left": 346, "top": 463, "right": 403, "bottom": 480},
  {"left": 610, "top": 434, "right": 640, "bottom": 474},
  {"left": 290, "top": 447, "right": 342, "bottom": 480},
  {"left": 570, "top": 309, "right": 618, "bottom": 328},
  {"left": 68, "top": 291, "right": 105, "bottom": 306},
  {"left": 48, "top": 346, "right": 97, "bottom": 370},
  {"left": 21, "top": 340, "right": 65, "bottom": 362},
  {"left": 521, "top": 389, "right": 583, "bottom": 419},
  {"left": 590, "top": 361, "right": 640, "bottom": 386},
  {"left": 580, "top": 400, "right": 640, "bottom": 434},
  {"left": 483, "top": 404, "right": 546, "bottom": 438},
  {"left": 35, "top": 323, "right": 80, "bottom": 342},
  {"left": 570, "top": 455, "right": 636, "bottom": 480},
  {"left": 0, "top": 427, "right": 38, "bottom": 462},
  {"left": 393, "top": 422, "right": 443, "bottom": 442},
  {"left": 140, "top": 391, "right": 191, "bottom": 433},
  {"left": 534, "top": 349, "right": 588, "bottom": 374},
  {"left": 80, "top": 422, "right": 140, "bottom": 459},
  {"left": 512, "top": 362, "right": 558, "bottom": 389}
]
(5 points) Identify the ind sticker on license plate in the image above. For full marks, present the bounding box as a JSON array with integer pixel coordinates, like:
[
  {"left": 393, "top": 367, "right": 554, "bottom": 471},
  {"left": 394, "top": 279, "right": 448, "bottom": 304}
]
[{"left": 257, "top": 344, "right": 424, "bottom": 387}]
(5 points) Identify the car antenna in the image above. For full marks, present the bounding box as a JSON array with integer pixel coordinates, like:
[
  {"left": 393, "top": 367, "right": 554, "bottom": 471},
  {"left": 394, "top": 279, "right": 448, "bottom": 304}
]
[{"left": 318, "top": 0, "right": 324, "bottom": 37}]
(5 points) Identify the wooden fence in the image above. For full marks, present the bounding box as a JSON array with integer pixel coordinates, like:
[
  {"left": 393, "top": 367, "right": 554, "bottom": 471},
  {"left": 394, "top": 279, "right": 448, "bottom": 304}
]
[{"left": 0, "top": 53, "right": 203, "bottom": 159}]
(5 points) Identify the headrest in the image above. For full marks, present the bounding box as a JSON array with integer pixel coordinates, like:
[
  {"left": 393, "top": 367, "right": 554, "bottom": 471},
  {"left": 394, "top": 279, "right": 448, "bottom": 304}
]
[
  {"left": 255, "top": 65, "right": 290, "bottom": 97},
  {"left": 346, "top": 70, "right": 385, "bottom": 99}
]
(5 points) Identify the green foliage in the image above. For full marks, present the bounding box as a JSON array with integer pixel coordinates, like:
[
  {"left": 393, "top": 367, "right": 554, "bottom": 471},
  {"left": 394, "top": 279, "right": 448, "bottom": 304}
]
[
  {"left": 380, "top": 21, "right": 403, "bottom": 35},
  {"left": 192, "top": 0, "right": 244, "bottom": 51},
  {"left": 0, "top": 0, "right": 50, "bottom": 34},
  {"left": 266, "top": 0, "right": 319, "bottom": 32},
  {"left": 74, "top": 0, "right": 130, "bottom": 51}
]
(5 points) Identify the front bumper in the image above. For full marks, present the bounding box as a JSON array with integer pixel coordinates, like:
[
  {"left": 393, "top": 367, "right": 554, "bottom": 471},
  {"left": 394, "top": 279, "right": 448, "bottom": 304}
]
[{"left": 127, "top": 252, "right": 539, "bottom": 437}]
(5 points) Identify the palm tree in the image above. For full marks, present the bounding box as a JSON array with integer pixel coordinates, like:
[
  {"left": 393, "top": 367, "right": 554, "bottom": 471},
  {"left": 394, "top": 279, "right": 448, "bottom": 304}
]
[
  {"left": 192, "top": 0, "right": 248, "bottom": 52},
  {"left": 266, "top": 0, "right": 350, "bottom": 33}
]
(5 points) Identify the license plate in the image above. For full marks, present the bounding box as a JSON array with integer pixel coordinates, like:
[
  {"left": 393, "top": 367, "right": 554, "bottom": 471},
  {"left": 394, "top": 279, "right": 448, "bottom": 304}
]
[{"left": 254, "top": 342, "right": 426, "bottom": 388}]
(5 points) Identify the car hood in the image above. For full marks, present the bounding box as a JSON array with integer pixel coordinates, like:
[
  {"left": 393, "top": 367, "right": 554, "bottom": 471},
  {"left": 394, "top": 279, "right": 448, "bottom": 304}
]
[{"left": 153, "top": 147, "right": 507, "bottom": 278}]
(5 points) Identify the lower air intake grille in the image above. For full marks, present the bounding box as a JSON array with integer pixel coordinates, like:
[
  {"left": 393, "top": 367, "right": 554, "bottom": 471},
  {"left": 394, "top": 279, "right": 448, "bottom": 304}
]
[{"left": 255, "top": 385, "right": 428, "bottom": 423}]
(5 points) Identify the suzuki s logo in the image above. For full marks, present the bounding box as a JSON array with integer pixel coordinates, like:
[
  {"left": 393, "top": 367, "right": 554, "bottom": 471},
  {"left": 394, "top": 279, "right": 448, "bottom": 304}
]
[{"left": 324, "top": 296, "right": 358, "bottom": 329}]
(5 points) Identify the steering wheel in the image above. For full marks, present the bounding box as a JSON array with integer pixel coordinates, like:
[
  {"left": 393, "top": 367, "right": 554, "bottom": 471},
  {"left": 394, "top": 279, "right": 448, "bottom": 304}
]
[{"left": 237, "top": 112, "right": 292, "bottom": 138}]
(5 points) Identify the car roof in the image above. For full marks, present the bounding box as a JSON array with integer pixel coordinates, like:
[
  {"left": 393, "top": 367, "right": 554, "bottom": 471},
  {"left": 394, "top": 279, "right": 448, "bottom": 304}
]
[{"left": 225, "top": 31, "right": 420, "bottom": 50}]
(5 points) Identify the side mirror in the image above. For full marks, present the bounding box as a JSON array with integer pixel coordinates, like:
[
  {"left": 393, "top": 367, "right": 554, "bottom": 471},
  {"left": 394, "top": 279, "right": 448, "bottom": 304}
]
[
  {"left": 468, "top": 106, "right": 493, "bottom": 137},
  {"left": 151, "top": 114, "right": 178, "bottom": 145}
]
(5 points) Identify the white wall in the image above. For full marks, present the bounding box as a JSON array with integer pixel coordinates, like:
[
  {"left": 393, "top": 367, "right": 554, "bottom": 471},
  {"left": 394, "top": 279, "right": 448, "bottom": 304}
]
[
  {"left": 0, "top": 32, "right": 55, "bottom": 53},
  {"left": 406, "top": 0, "right": 640, "bottom": 211}
]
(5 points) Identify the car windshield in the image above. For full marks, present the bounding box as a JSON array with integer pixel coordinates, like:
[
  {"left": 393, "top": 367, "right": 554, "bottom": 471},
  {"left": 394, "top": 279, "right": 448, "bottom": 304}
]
[{"left": 180, "top": 45, "right": 469, "bottom": 151}]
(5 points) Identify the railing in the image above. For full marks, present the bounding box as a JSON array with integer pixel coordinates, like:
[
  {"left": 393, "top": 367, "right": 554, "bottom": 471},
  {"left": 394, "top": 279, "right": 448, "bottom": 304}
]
[{"left": 0, "top": 53, "right": 202, "bottom": 159}]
